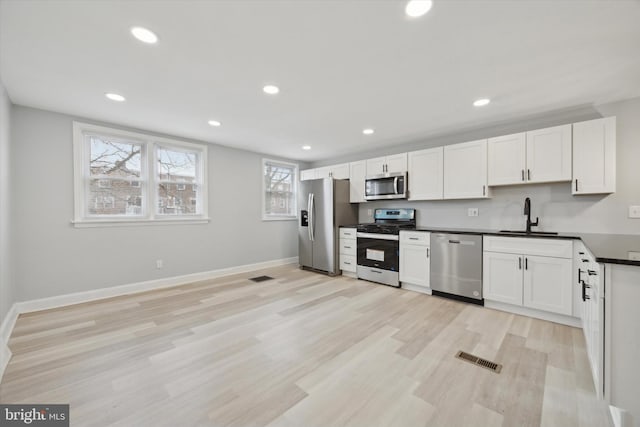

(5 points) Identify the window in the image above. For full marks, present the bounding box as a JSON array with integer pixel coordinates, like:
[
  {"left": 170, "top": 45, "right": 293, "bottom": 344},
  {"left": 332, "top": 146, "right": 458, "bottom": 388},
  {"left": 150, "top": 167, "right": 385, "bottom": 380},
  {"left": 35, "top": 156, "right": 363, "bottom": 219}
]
[
  {"left": 262, "top": 159, "right": 297, "bottom": 220},
  {"left": 73, "top": 122, "right": 208, "bottom": 227}
]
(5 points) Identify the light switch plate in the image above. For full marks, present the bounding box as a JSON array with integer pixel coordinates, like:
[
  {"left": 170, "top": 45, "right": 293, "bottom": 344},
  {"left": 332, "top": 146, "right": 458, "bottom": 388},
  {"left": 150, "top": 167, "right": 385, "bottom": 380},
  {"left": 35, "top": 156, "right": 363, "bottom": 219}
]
[
  {"left": 629, "top": 252, "right": 640, "bottom": 261},
  {"left": 629, "top": 206, "right": 640, "bottom": 218},
  {"left": 468, "top": 208, "right": 479, "bottom": 217}
]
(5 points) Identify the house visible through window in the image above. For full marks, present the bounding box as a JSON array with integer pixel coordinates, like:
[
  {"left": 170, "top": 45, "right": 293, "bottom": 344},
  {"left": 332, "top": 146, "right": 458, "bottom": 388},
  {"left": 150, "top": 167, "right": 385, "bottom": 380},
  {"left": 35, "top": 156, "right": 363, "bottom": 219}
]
[
  {"left": 262, "top": 159, "right": 297, "bottom": 220},
  {"left": 73, "top": 122, "right": 208, "bottom": 226}
]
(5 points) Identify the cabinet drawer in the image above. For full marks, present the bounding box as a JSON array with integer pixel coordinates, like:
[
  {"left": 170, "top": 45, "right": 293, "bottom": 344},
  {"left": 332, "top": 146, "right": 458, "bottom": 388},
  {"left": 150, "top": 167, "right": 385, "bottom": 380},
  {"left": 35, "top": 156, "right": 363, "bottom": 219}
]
[
  {"left": 339, "top": 239, "right": 356, "bottom": 256},
  {"left": 340, "top": 228, "right": 357, "bottom": 239},
  {"left": 340, "top": 255, "right": 357, "bottom": 272},
  {"left": 400, "top": 231, "right": 430, "bottom": 246},
  {"left": 484, "top": 236, "right": 573, "bottom": 259}
]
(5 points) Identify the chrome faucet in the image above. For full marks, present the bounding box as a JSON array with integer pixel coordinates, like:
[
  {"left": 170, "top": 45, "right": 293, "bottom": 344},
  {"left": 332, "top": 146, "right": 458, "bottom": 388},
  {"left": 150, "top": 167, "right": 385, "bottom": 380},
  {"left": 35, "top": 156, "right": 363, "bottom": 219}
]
[{"left": 524, "top": 197, "right": 539, "bottom": 233}]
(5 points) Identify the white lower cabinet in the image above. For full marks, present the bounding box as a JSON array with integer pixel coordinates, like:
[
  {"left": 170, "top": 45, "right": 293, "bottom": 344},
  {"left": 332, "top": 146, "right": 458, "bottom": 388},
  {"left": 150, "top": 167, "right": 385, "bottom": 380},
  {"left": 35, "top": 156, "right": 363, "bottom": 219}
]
[
  {"left": 483, "top": 236, "right": 573, "bottom": 316},
  {"left": 523, "top": 255, "right": 572, "bottom": 315},
  {"left": 483, "top": 252, "right": 523, "bottom": 306},
  {"left": 399, "top": 231, "right": 430, "bottom": 293},
  {"left": 339, "top": 228, "right": 357, "bottom": 274}
]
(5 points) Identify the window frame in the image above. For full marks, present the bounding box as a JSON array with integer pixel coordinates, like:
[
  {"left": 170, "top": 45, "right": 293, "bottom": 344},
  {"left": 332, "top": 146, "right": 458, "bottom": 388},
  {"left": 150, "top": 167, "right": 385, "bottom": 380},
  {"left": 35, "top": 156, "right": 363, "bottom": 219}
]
[
  {"left": 73, "top": 122, "right": 209, "bottom": 227},
  {"left": 262, "top": 158, "right": 298, "bottom": 221}
]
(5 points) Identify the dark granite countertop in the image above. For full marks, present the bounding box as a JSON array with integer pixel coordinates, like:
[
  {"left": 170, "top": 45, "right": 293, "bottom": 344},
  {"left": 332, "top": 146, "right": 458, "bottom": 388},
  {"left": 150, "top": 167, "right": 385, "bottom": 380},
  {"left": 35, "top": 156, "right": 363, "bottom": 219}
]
[{"left": 409, "top": 227, "right": 640, "bottom": 267}]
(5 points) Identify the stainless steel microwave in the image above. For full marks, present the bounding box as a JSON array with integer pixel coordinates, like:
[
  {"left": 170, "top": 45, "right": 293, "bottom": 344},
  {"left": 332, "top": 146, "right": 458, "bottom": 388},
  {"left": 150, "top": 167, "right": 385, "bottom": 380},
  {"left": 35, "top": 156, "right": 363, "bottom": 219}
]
[{"left": 364, "top": 172, "right": 407, "bottom": 200}]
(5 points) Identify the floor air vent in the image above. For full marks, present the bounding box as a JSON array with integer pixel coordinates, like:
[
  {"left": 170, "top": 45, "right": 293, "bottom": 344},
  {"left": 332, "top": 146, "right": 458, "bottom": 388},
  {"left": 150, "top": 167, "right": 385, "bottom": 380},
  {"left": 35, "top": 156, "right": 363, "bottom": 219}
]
[
  {"left": 249, "top": 275, "right": 274, "bottom": 283},
  {"left": 455, "top": 351, "right": 502, "bottom": 373}
]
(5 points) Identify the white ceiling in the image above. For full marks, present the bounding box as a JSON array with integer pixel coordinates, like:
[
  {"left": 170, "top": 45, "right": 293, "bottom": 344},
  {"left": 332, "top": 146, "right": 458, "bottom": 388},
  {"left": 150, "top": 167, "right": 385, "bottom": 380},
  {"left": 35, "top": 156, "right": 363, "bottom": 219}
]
[{"left": 1, "top": 0, "right": 640, "bottom": 162}]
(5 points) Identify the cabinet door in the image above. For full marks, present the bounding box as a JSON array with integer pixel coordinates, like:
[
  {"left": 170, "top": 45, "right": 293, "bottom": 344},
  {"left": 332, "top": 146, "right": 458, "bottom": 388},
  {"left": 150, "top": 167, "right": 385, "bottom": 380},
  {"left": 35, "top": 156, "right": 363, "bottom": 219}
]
[
  {"left": 525, "top": 124, "right": 572, "bottom": 183},
  {"left": 572, "top": 117, "right": 616, "bottom": 195},
  {"left": 366, "top": 157, "right": 386, "bottom": 175},
  {"left": 385, "top": 153, "right": 408, "bottom": 173},
  {"left": 331, "top": 163, "right": 350, "bottom": 180},
  {"left": 523, "top": 255, "right": 572, "bottom": 315},
  {"left": 315, "top": 166, "right": 331, "bottom": 179},
  {"left": 349, "top": 161, "right": 366, "bottom": 203},
  {"left": 487, "top": 133, "right": 526, "bottom": 186},
  {"left": 483, "top": 252, "right": 523, "bottom": 305},
  {"left": 408, "top": 147, "right": 443, "bottom": 200},
  {"left": 300, "top": 169, "right": 316, "bottom": 181},
  {"left": 399, "top": 244, "right": 430, "bottom": 287},
  {"left": 443, "top": 139, "right": 489, "bottom": 199}
]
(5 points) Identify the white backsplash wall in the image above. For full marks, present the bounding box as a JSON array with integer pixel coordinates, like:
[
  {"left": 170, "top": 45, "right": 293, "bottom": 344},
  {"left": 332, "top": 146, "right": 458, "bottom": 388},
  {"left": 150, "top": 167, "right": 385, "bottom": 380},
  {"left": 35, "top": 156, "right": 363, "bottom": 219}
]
[
  {"left": 359, "top": 183, "right": 616, "bottom": 233},
  {"left": 349, "top": 96, "right": 640, "bottom": 235}
]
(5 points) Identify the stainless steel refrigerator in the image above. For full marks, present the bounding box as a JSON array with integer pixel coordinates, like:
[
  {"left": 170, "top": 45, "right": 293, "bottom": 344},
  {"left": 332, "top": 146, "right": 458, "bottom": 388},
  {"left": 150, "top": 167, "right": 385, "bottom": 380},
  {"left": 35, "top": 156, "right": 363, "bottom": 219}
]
[{"left": 299, "top": 178, "right": 358, "bottom": 275}]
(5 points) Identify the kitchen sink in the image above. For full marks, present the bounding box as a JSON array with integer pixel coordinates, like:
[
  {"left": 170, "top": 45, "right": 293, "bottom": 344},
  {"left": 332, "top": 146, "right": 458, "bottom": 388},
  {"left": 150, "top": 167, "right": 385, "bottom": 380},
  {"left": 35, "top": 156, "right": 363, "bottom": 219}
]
[{"left": 499, "top": 230, "right": 559, "bottom": 236}]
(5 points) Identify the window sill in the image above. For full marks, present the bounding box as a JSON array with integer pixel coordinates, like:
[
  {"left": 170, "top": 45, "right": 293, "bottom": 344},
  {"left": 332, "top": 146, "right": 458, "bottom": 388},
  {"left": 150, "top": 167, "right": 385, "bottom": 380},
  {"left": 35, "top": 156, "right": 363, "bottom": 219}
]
[
  {"left": 262, "top": 216, "right": 298, "bottom": 222},
  {"left": 71, "top": 217, "right": 211, "bottom": 228}
]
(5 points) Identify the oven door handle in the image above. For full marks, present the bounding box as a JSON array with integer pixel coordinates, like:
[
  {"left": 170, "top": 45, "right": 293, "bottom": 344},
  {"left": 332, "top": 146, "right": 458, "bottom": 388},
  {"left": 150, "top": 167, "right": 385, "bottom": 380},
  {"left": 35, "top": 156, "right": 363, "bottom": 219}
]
[{"left": 356, "top": 232, "right": 399, "bottom": 241}]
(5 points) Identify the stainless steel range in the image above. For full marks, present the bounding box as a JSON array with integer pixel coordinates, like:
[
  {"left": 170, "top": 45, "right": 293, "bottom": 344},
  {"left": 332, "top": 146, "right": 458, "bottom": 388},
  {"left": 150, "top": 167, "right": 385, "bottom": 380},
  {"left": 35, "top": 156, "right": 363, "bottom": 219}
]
[{"left": 356, "top": 208, "right": 416, "bottom": 287}]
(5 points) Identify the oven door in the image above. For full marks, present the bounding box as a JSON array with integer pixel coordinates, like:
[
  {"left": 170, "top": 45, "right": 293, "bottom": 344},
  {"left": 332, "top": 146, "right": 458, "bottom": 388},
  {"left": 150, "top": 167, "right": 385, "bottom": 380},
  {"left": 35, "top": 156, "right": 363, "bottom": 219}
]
[
  {"left": 356, "top": 233, "right": 399, "bottom": 271},
  {"left": 364, "top": 173, "right": 406, "bottom": 200}
]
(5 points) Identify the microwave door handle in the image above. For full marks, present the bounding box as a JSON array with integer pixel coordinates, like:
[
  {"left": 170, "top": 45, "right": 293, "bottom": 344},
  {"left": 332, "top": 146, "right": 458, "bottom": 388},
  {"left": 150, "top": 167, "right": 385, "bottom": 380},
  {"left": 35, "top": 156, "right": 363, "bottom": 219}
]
[{"left": 393, "top": 176, "right": 399, "bottom": 194}]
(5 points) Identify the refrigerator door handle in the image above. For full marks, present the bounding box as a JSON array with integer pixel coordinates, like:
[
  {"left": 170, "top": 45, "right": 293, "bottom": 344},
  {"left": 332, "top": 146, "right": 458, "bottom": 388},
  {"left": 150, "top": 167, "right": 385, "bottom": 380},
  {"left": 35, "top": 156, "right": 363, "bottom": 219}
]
[
  {"left": 307, "top": 193, "right": 313, "bottom": 241},
  {"left": 309, "top": 193, "right": 316, "bottom": 242}
]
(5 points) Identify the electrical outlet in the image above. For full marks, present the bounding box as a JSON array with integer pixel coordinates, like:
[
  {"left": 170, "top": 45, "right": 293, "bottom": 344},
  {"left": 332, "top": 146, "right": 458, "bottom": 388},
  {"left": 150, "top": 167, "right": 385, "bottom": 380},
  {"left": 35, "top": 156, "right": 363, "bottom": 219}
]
[
  {"left": 367, "top": 209, "right": 373, "bottom": 217},
  {"left": 156, "top": 259, "right": 163, "bottom": 269},
  {"left": 629, "top": 206, "right": 640, "bottom": 218},
  {"left": 467, "top": 208, "right": 479, "bottom": 217},
  {"left": 629, "top": 252, "right": 640, "bottom": 261}
]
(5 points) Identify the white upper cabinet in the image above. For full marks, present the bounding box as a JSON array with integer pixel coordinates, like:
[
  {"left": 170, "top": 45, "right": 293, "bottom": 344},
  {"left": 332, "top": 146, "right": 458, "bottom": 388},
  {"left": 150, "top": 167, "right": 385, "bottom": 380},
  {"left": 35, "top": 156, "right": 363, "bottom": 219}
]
[
  {"left": 300, "top": 169, "right": 316, "bottom": 181},
  {"left": 349, "top": 160, "right": 367, "bottom": 203},
  {"left": 366, "top": 153, "right": 407, "bottom": 175},
  {"left": 487, "top": 125, "right": 571, "bottom": 186},
  {"left": 316, "top": 163, "right": 349, "bottom": 179},
  {"left": 385, "top": 153, "right": 408, "bottom": 173},
  {"left": 525, "top": 124, "right": 572, "bottom": 183},
  {"left": 443, "top": 139, "right": 489, "bottom": 199},
  {"left": 488, "top": 133, "right": 527, "bottom": 185},
  {"left": 572, "top": 117, "right": 616, "bottom": 195},
  {"left": 301, "top": 163, "right": 350, "bottom": 181},
  {"left": 408, "top": 147, "right": 443, "bottom": 200}
]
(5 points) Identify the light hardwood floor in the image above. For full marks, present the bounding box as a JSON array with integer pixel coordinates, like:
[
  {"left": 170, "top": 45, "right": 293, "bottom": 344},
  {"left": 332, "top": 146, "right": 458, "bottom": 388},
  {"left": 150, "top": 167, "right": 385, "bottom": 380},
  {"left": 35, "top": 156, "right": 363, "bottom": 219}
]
[{"left": 0, "top": 264, "right": 612, "bottom": 426}]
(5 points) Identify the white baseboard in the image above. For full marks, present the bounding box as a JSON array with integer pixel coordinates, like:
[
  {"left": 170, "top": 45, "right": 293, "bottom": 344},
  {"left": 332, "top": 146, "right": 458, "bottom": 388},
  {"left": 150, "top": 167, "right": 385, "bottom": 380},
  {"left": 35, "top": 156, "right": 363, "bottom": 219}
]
[
  {"left": 0, "top": 256, "right": 297, "bottom": 381},
  {"left": 484, "top": 300, "right": 581, "bottom": 328},
  {"left": 0, "top": 303, "right": 18, "bottom": 381},
  {"left": 400, "top": 283, "right": 432, "bottom": 295}
]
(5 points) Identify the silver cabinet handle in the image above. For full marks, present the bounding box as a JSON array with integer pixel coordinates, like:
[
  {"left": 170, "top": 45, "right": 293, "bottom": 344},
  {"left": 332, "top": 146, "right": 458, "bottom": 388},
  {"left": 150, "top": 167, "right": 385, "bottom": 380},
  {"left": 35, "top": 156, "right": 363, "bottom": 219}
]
[
  {"left": 409, "top": 237, "right": 419, "bottom": 240},
  {"left": 427, "top": 248, "right": 430, "bottom": 258},
  {"left": 521, "top": 169, "right": 525, "bottom": 181},
  {"left": 519, "top": 257, "right": 522, "bottom": 270},
  {"left": 527, "top": 169, "right": 531, "bottom": 180}
]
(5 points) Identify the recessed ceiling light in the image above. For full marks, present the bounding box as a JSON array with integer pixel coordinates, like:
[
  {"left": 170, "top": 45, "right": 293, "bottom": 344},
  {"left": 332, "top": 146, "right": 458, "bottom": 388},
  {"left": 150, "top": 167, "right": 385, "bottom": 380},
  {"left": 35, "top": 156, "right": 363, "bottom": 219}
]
[
  {"left": 105, "top": 93, "right": 126, "bottom": 102},
  {"left": 405, "top": 0, "right": 433, "bottom": 18},
  {"left": 363, "top": 128, "right": 375, "bottom": 135},
  {"left": 208, "top": 120, "right": 221, "bottom": 127},
  {"left": 263, "top": 85, "right": 280, "bottom": 95},
  {"left": 302, "top": 145, "right": 311, "bottom": 150},
  {"left": 473, "top": 98, "right": 491, "bottom": 107},
  {"left": 131, "top": 26, "right": 158, "bottom": 44}
]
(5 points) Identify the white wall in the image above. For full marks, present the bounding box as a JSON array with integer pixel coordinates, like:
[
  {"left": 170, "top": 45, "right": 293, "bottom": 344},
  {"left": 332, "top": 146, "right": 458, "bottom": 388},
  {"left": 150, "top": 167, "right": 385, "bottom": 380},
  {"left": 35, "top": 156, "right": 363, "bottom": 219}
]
[
  {"left": 321, "top": 97, "right": 640, "bottom": 235},
  {"left": 10, "top": 106, "right": 305, "bottom": 302},
  {"left": 0, "top": 78, "right": 12, "bottom": 321}
]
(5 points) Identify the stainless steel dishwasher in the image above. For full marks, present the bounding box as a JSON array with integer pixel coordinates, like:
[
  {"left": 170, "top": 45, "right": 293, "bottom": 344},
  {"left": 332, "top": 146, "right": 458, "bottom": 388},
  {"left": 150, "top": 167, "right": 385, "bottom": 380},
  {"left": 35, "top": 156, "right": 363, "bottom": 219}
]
[{"left": 430, "top": 233, "right": 483, "bottom": 304}]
